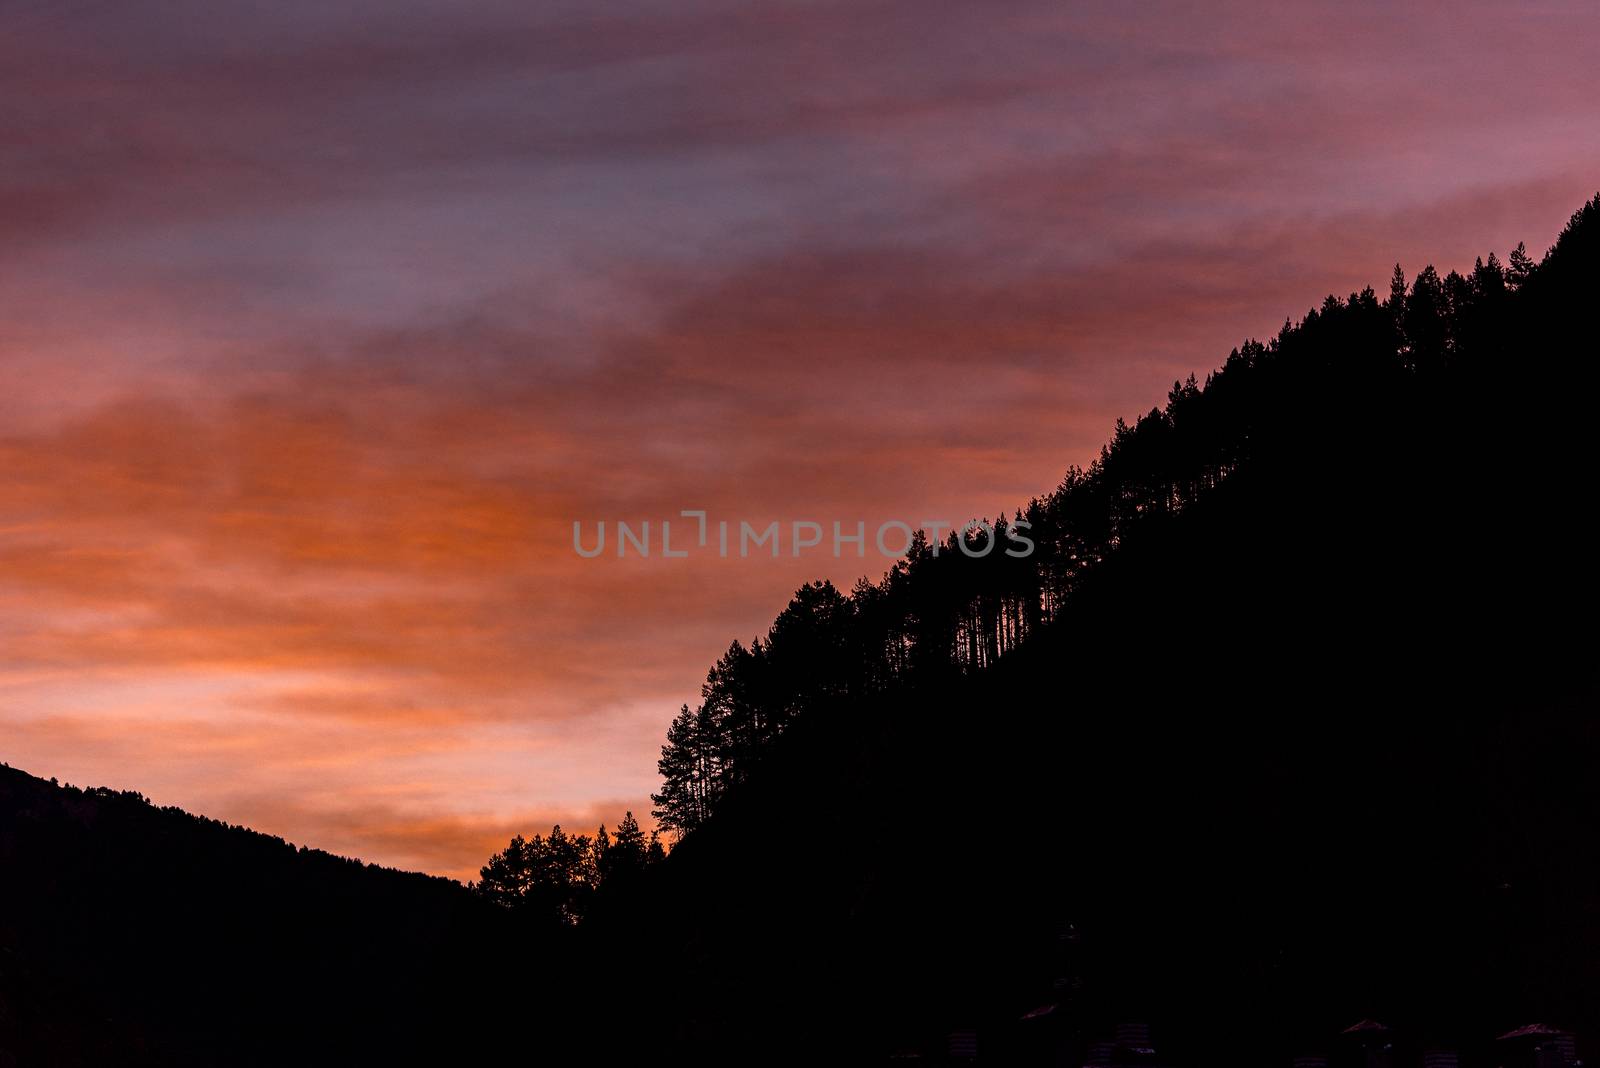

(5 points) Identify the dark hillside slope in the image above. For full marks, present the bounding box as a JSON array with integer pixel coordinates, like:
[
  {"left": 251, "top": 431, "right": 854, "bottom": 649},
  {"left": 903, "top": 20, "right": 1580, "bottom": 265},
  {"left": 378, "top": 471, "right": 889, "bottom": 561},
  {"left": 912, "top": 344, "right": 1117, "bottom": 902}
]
[{"left": 611, "top": 199, "right": 1600, "bottom": 1064}]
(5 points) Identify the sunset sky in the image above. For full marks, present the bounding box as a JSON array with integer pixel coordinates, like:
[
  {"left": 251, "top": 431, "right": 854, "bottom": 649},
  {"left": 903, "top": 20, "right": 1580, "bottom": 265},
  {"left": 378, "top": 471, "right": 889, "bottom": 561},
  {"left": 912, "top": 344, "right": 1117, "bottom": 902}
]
[{"left": 3, "top": 0, "right": 1599, "bottom": 879}]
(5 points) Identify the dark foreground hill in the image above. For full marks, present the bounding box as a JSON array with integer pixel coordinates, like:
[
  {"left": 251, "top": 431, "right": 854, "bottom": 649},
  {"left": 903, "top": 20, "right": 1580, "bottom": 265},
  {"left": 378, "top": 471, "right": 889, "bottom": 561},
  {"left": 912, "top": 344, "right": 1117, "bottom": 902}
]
[
  {"left": 6, "top": 197, "right": 1600, "bottom": 1066},
  {"left": 618, "top": 452, "right": 1600, "bottom": 1064},
  {"left": 579, "top": 198, "right": 1600, "bottom": 1064}
]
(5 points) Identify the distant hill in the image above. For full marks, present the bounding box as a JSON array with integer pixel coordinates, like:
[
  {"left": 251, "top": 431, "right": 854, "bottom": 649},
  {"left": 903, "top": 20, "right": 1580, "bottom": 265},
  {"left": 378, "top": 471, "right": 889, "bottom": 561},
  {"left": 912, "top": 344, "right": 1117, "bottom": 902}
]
[{"left": 0, "top": 764, "right": 557, "bottom": 1066}]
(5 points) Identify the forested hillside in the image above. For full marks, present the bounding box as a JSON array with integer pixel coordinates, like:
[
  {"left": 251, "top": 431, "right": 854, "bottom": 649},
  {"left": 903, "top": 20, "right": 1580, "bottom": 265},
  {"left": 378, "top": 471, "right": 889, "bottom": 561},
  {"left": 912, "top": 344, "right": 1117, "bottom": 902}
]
[
  {"left": 644, "top": 219, "right": 1578, "bottom": 842},
  {"left": 575, "top": 195, "right": 1600, "bottom": 1062}
]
